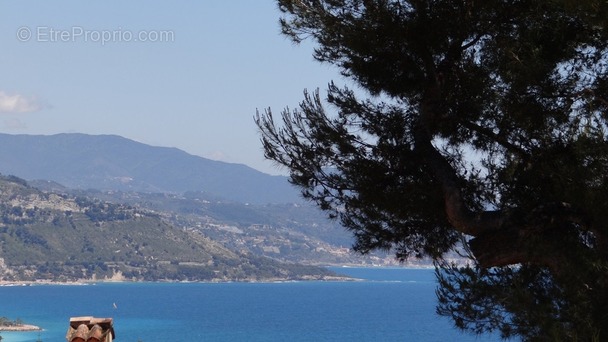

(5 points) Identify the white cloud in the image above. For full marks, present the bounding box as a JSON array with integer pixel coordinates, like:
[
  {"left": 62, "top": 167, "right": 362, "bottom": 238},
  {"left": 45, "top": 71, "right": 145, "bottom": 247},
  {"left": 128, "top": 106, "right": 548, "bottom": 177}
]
[{"left": 0, "top": 91, "right": 42, "bottom": 113}]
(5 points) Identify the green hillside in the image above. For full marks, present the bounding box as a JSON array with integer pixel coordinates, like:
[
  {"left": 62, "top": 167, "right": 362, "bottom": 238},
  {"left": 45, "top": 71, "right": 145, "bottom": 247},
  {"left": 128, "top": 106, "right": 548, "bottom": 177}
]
[{"left": 0, "top": 175, "right": 335, "bottom": 282}]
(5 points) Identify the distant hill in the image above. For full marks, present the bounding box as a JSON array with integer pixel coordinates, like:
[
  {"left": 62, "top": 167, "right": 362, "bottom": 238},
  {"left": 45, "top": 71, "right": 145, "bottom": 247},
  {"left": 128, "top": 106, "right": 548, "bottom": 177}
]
[
  {"left": 0, "top": 175, "right": 335, "bottom": 282},
  {"left": 0, "top": 133, "right": 298, "bottom": 204}
]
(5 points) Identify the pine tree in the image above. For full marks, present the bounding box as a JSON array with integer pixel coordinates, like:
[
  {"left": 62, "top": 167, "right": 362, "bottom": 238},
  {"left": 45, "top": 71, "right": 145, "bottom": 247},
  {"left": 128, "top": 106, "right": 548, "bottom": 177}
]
[{"left": 257, "top": 1, "right": 608, "bottom": 340}]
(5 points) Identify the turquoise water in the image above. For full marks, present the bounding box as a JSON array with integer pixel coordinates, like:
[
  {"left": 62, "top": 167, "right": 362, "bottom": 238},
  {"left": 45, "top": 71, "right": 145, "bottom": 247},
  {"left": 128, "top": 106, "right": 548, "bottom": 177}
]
[{"left": 0, "top": 268, "right": 502, "bottom": 341}]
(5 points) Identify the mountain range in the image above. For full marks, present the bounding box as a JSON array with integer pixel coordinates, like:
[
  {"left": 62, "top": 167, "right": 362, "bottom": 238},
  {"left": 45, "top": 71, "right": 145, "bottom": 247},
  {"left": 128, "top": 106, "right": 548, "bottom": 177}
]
[
  {"left": 0, "top": 133, "right": 298, "bottom": 204},
  {"left": 0, "top": 133, "right": 411, "bottom": 282},
  {"left": 0, "top": 174, "right": 336, "bottom": 282}
]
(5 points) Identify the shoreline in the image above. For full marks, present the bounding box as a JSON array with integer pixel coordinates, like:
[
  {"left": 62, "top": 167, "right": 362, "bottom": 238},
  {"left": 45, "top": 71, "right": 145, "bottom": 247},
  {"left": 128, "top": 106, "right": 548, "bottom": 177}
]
[
  {"left": 0, "top": 324, "right": 42, "bottom": 332},
  {"left": 0, "top": 265, "right": 432, "bottom": 286},
  {"left": 0, "top": 276, "right": 357, "bottom": 286}
]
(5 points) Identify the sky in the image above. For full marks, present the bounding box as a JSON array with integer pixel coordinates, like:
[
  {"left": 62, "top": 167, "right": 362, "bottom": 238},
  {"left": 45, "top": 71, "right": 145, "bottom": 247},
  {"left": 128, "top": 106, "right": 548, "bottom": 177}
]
[{"left": 0, "top": 1, "right": 347, "bottom": 175}]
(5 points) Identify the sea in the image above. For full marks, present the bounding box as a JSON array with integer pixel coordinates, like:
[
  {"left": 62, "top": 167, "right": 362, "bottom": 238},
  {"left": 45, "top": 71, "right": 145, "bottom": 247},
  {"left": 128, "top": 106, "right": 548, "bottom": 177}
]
[{"left": 0, "top": 267, "right": 508, "bottom": 341}]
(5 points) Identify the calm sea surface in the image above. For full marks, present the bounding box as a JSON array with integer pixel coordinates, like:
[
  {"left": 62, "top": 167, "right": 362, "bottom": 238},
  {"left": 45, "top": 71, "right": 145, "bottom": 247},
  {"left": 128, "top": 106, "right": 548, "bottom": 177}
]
[{"left": 0, "top": 267, "right": 505, "bottom": 341}]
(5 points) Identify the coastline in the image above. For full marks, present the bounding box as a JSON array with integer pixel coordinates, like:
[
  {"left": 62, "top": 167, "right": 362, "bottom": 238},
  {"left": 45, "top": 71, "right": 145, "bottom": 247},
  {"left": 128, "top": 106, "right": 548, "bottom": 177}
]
[
  {"left": 0, "top": 274, "right": 355, "bottom": 286},
  {"left": 0, "top": 265, "right": 431, "bottom": 286},
  {"left": 0, "top": 280, "right": 90, "bottom": 286},
  {"left": 0, "top": 324, "right": 42, "bottom": 331}
]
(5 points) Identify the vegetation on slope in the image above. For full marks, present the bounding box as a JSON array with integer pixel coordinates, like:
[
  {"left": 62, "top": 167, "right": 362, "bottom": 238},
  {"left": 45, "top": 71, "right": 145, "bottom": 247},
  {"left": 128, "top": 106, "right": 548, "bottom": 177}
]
[{"left": 0, "top": 175, "right": 335, "bottom": 282}]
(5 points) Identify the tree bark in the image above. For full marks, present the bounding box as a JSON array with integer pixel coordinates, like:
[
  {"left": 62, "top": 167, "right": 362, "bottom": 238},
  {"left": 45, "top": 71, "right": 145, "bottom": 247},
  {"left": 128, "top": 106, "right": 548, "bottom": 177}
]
[{"left": 415, "top": 84, "right": 573, "bottom": 271}]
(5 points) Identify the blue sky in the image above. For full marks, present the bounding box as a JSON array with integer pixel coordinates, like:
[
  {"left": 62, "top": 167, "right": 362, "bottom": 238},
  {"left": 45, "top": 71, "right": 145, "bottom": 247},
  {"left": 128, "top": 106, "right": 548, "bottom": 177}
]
[{"left": 0, "top": 1, "right": 345, "bottom": 175}]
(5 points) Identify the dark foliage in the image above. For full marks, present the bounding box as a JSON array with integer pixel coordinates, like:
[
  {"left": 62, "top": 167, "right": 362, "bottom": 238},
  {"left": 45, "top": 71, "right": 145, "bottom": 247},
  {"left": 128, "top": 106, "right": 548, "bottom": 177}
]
[{"left": 257, "top": 0, "right": 608, "bottom": 339}]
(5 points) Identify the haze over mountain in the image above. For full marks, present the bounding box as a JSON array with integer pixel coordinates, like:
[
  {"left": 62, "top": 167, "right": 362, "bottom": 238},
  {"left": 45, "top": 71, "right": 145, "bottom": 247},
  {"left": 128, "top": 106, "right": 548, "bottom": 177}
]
[{"left": 0, "top": 133, "right": 298, "bottom": 204}]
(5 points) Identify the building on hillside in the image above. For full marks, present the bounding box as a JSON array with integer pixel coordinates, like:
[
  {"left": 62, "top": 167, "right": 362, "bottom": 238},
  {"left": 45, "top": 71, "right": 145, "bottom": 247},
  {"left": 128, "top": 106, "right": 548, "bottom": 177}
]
[{"left": 66, "top": 317, "right": 115, "bottom": 342}]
